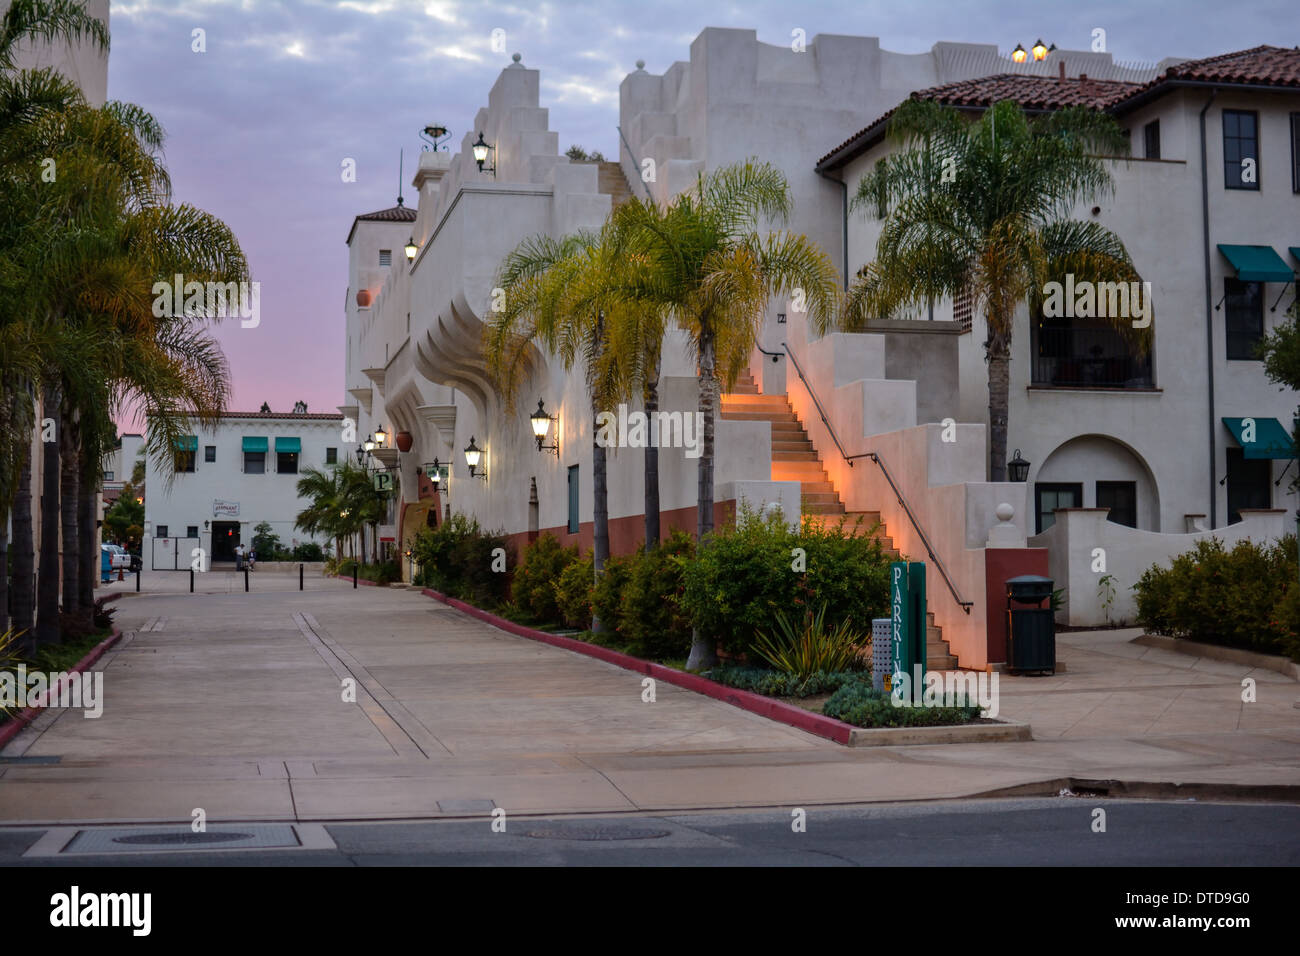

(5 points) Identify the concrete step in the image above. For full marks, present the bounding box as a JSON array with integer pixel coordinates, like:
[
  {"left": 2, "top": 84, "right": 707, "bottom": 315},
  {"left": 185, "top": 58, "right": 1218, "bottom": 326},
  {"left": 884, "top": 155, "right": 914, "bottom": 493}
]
[
  {"left": 772, "top": 463, "right": 829, "bottom": 483},
  {"left": 772, "top": 450, "right": 821, "bottom": 461},
  {"left": 719, "top": 410, "right": 800, "bottom": 423},
  {"left": 798, "top": 481, "right": 837, "bottom": 494},
  {"left": 772, "top": 439, "right": 815, "bottom": 452},
  {"left": 803, "top": 501, "right": 846, "bottom": 515},
  {"left": 720, "top": 393, "right": 788, "bottom": 406},
  {"left": 801, "top": 491, "right": 843, "bottom": 505}
]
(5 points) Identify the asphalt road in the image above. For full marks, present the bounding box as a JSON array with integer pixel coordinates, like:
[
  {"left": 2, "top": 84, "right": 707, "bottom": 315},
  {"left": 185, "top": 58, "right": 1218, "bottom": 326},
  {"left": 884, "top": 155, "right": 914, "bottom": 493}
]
[{"left": 3, "top": 797, "right": 1297, "bottom": 866}]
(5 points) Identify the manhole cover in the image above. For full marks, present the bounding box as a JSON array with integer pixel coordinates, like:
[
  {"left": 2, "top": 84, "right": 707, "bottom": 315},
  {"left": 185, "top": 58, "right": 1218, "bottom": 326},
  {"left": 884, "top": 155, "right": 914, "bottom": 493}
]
[
  {"left": 522, "top": 825, "right": 672, "bottom": 842},
  {"left": 113, "top": 831, "right": 253, "bottom": 846}
]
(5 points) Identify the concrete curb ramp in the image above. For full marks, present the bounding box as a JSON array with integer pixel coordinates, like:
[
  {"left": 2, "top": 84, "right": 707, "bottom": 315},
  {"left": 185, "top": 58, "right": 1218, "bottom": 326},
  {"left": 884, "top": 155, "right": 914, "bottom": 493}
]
[{"left": 419, "top": 587, "right": 1032, "bottom": 748}]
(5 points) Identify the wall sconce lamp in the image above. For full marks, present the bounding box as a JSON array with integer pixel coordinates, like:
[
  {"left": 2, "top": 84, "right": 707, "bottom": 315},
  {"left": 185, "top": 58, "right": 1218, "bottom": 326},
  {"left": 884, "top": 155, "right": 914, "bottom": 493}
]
[
  {"left": 472, "top": 132, "right": 496, "bottom": 177},
  {"left": 418, "top": 459, "right": 444, "bottom": 487},
  {"left": 530, "top": 399, "right": 559, "bottom": 457},
  {"left": 1007, "top": 449, "right": 1031, "bottom": 483},
  {"left": 1011, "top": 44, "right": 1028, "bottom": 64},
  {"left": 1032, "top": 39, "right": 1049, "bottom": 61},
  {"left": 405, "top": 236, "right": 418, "bottom": 261},
  {"left": 464, "top": 436, "right": 487, "bottom": 479},
  {"left": 373, "top": 424, "right": 388, "bottom": 447}
]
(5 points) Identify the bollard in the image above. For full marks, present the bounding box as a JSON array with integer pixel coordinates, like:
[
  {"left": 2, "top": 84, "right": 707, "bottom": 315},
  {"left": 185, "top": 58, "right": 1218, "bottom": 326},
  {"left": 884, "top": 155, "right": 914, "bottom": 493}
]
[
  {"left": 190, "top": 568, "right": 194, "bottom": 593},
  {"left": 244, "top": 567, "right": 249, "bottom": 592},
  {"left": 299, "top": 563, "right": 304, "bottom": 591},
  {"left": 117, "top": 568, "right": 123, "bottom": 582},
  {"left": 135, "top": 568, "right": 140, "bottom": 592},
  {"left": 353, "top": 564, "right": 358, "bottom": 589}
]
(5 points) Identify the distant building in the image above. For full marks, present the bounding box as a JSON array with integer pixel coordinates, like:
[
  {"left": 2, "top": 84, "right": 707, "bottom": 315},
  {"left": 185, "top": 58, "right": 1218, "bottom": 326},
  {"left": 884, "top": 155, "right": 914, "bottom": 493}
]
[{"left": 142, "top": 410, "right": 343, "bottom": 569}]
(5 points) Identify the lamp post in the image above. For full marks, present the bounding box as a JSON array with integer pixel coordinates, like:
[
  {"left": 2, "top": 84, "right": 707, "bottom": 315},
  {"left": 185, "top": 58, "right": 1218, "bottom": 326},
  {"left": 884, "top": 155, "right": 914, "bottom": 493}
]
[
  {"left": 1007, "top": 449, "right": 1031, "bottom": 483},
  {"left": 530, "top": 399, "right": 559, "bottom": 456}
]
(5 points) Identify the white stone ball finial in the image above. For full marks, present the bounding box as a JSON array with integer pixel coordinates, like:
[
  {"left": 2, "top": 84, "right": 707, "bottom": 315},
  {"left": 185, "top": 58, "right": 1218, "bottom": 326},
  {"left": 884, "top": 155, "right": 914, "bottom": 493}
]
[
  {"left": 636, "top": 59, "right": 645, "bottom": 70},
  {"left": 995, "top": 502, "right": 1015, "bottom": 523},
  {"left": 512, "top": 52, "right": 521, "bottom": 63}
]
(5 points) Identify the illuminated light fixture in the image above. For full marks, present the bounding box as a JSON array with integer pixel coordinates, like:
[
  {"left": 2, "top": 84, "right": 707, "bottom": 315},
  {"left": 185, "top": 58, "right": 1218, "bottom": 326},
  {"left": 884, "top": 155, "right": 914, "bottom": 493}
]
[
  {"left": 1011, "top": 44, "right": 1028, "bottom": 64},
  {"left": 362, "top": 438, "right": 375, "bottom": 452},
  {"left": 1032, "top": 39, "right": 1048, "bottom": 61},
  {"left": 530, "top": 399, "right": 559, "bottom": 456},
  {"left": 405, "top": 236, "right": 418, "bottom": 261},
  {"left": 373, "top": 425, "right": 388, "bottom": 447},
  {"left": 420, "top": 458, "right": 442, "bottom": 485},
  {"left": 471, "top": 132, "right": 496, "bottom": 177},
  {"left": 464, "top": 436, "right": 486, "bottom": 479},
  {"left": 420, "top": 123, "right": 450, "bottom": 152},
  {"left": 1007, "top": 449, "right": 1031, "bottom": 483}
]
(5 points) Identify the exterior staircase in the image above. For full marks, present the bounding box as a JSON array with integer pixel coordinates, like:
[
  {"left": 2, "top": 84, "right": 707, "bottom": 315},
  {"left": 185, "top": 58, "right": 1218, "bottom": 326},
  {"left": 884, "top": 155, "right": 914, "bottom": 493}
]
[
  {"left": 720, "top": 371, "right": 958, "bottom": 670},
  {"left": 596, "top": 161, "right": 635, "bottom": 208}
]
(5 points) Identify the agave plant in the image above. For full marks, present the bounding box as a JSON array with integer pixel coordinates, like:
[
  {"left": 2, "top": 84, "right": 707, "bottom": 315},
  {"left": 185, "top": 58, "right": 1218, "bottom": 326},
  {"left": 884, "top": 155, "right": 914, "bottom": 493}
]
[{"left": 751, "top": 603, "right": 868, "bottom": 677}]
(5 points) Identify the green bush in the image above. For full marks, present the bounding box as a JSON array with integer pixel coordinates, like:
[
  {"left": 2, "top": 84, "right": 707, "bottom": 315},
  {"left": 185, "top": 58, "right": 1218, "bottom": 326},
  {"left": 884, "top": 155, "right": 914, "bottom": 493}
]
[
  {"left": 617, "top": 531, "right": 695, "bottom": 660},
  {"left": 410, "top": 513, "right": 509, "bottom": 606},
  {"left": 511, "top": 534, "right": 578, "bottom": 624},
  {"left": 338, "top": 557, "right": 358, "bottom": 577},
  {"left": 359, "top": 560, "right": 402, "bottom": 584},
  {"left": 823, "top": 679, "right": 982, "bottom": 728},
  {"left": 1134, "top": 535, "right": 1299, "bottom": 660},
  {"left": 554, "top": 554, "right": 595, "bottom": 629},
  {"left": 752, "top": 603, "right": 869, "bottom": 676},
  {"left": 591, "top": 552, "right": 632, "bottom": 640},
  {"left": 702, "top": 666, "right": 858, "bottom": 699},
  {"left": 292, "top": 542, "right": 325, "bottom": 562},
  {"left": 677, "top": 508, "right": 894, "bottom": 657}
]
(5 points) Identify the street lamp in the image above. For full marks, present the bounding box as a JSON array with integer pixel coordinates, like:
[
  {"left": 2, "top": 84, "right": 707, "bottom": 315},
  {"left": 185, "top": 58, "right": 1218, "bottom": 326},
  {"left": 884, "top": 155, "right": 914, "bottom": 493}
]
[
  {"left": 1007, "top": 449, "right": 1031, "bottom": 483},
  {"left": 373, "top": 424, "right": 388, "bottom": 447},
  {"left": 471, "top": 132, "right": 496, "bottom": 176},
  {"left": 464, "top": 436, "right": 486, "bottom": 479},
  {"left": 1011, "top": 43, "right": 1028, "bottom": 64},
  {"left": 1031, "top": 39, "right": 1049, "bottom": 61},
  {"left": 530, "top": 399, "right": 559, "bottom": 456}
]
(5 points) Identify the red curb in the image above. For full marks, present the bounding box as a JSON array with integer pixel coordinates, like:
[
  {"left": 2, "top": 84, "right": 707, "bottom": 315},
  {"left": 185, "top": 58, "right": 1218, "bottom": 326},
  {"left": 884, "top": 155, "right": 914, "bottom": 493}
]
[
  {"left": 0, "top": 625, "right": 124, "bottom": 751},
  {"left": 419, "top": 587, "right": 854, "bottom": 745}
]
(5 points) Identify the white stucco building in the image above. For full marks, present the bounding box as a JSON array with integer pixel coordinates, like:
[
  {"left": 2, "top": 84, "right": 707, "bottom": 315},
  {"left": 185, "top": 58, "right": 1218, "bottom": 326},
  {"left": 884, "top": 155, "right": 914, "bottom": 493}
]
[{"left": 142, "top": 410, "right": 344, "bottom": 569}]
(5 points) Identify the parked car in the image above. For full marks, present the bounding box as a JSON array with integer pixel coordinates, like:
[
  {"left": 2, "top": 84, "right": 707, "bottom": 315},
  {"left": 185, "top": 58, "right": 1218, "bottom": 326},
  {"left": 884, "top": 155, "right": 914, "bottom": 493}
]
[{"left": 107, "top": 545, "right": 129, "bottom": 570}]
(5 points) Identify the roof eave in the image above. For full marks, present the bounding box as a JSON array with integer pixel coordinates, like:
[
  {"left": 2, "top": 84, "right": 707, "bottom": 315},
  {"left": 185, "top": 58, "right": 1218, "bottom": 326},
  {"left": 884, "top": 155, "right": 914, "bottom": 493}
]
[{"left": 1110, "top": 77, "right": 1300, "bottom": 116}]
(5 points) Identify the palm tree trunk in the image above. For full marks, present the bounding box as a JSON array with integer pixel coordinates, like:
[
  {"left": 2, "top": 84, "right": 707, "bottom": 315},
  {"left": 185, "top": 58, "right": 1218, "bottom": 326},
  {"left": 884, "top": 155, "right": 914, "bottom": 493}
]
[
  {"left": 78, "top": 466, "right": 96, "bottom": 612},
  {"left": 11, "top": 440, "right": 35, "bottom": 648},
  {"left": 0, "top": 522, "right": 9, "bottom": 636},
  {"left": 592, "top": 422, "right": 609, "bottom": 573},
  {"left": 687, "top": 330, "right": 719, "bottom": 671},
  {"left": 60, "top": 412, "right": 80, "bottom": 620},
  {"left": 36, "top": 383, "right": 61, "bottom": 647},
  {"left": 987, "top": 336, "right": 1011, "bottom": 482},
  {"left": 643, "top": 370, "right": 661, "bottom": 551}
]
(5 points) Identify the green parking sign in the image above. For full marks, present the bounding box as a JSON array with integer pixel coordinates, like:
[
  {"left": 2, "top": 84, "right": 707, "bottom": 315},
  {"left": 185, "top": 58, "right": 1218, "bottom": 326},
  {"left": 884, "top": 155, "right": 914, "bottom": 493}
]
[{"left": 890, "top": 561, "right": 926, "bottom": 697}]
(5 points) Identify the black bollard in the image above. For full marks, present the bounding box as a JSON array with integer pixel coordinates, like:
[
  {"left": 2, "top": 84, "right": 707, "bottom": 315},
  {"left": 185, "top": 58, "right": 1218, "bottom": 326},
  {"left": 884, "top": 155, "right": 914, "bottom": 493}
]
[
  {"left": 190, "top": 568, "right": 194, "bottom": 593},
  {"left": 353, "top": 564, "right": 358, "bottom": 588},
  {"left": 299, "top": 563, "right": 304, "bottom": 591},
  {"left": 244, "top": 567, "right": 249, "bottom": 592},
  {"left": 135, "top": 568, "right": 140, "bottom": 592}
]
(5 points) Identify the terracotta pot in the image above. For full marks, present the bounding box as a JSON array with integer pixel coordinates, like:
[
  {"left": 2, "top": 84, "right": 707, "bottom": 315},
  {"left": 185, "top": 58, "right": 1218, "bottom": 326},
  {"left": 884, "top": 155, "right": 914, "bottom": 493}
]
[
  {"left": 395, "top": 430, "right": 413, "bottom": 453},
  {"left": 356, "top": 289, "right": 372, "bottom": 308}
]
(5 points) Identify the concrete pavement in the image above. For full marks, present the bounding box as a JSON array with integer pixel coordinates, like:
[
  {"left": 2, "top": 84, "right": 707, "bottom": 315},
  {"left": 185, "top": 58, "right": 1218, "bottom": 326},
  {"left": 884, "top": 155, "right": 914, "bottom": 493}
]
[{"left": 1, "top": 581, "right": 1298, "bottom": 826}]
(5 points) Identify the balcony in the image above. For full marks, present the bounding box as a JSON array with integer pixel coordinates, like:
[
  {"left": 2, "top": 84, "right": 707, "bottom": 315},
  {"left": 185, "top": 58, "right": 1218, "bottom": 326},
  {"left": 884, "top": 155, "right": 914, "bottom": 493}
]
[{"left": 1031, "top": 321, "right": 1154, "bottom": 389}]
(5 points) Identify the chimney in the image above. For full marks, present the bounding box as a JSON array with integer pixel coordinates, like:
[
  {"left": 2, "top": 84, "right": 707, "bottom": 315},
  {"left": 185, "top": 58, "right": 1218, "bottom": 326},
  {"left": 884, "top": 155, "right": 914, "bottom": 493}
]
[{"left": 1058, "top": 60, "right": 1066, "bottom": 83}]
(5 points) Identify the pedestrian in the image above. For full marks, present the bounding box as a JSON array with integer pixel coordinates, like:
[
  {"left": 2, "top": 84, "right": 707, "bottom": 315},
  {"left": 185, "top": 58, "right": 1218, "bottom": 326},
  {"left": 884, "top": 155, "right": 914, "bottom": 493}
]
[{"left": 235, "top": 543, "right": 245, "bottom": 571}]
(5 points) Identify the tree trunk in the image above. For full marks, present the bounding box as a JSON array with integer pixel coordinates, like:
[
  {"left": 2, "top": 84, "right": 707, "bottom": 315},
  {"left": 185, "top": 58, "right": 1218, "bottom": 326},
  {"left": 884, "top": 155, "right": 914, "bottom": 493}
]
[
  {"left": 78, "top": 466, "right": 96, "bottom": 612},
  {"left": 36, "top": 384, "right": 61, "bottom": 647},
  {"left": 643, "top": 369, "right": 661, "bottom": 552},
  {"left": 0, "top": 523, "right": 8, "bottom": 636},
  {"left": 11, "top": 439, "right": 35, "bottom": 649},
  {"left": 592, "top": 424, "right": 609, "bottom": 573},
  {"left": 686, "top": 330, "right": 719, "bottom": 671},
  {"left": 60, "top": 411, "right": 80, "bottom": 621},
  {"left": 987, "top": 336, "right": 1011, "bottom": 483}
]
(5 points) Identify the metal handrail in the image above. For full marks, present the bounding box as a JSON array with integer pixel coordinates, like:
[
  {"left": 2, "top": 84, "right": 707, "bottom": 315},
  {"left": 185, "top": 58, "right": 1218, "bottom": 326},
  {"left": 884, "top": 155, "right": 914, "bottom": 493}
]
[
  {"left": 781, "top": 342, "right": 973, "bottom": 615},
  {"left": 615, "top": 126, "right": 654, "bottom": 201}
]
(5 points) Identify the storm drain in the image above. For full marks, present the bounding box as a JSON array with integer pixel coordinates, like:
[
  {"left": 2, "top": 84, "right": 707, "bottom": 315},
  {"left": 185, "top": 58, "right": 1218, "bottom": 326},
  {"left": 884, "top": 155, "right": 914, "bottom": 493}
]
[
  {"left": 64, "top": 824, "right": 299, "bottom": 854},
  {"left": 0, "top": 756, "right": 61, "bottom": 765},
  {"left": 522, "top": 824, "right": 672, "bottom": 842}
]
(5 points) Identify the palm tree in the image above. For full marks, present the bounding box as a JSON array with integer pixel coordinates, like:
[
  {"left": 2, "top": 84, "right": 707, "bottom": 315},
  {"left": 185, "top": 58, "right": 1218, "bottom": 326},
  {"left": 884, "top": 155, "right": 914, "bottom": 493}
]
[
  {"left": 611, "top": 161, "right": 840, "bottom": 668},
  {"left": 0, "top": 0, "right": 108, "bottom": 73},
  {"left": 841, "top": 99, "right": 1146, "bottom": 480},
  {"left": 295, "top": 464, "right": 346, "bottom": 559}
]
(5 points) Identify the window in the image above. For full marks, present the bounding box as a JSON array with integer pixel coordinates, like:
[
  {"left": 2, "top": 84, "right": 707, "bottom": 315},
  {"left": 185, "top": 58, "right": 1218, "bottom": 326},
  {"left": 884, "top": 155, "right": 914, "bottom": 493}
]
[
  {"left": 1096, "top": 481, "right": 1137, "bottom": 528},
  {"left": 104, "top": 471, "right": 114, "bottom": 481},
  {"left": 1223, "top": 110, "right": 1259, "bottom": 189},
  {"left": 1034, "top": 482, "right": 1082, "bottom": 534},
  {"left": 1143, "top": 120, "right": 1160, "bottom": 160},
  {"left": 244, "top": 451, "right": 266, "bottom": 474},
  {"left": 1291, "top": 113, "right": 1300, "bottom": 193},
  {"left": 1224, "top": 278, "right": 1264, "bottom": 360},
  {"left": 277, "top": 451, "right": 299, "bottom": 474},
  {"left": 174, "top": 450, "right": 196, "bottom": 473},
  {"left": 156, "top": 525, "right": 169, "bottom": 539},
  {"left": 567, "top": 465, "right": 579, "bottom": 534},
  {"left": 379, "top": 249, "right": 392, "bottom": 266},
  {"left": 187, "top": 525, "right": 199, "bottom": 539},
  {"left": 953, "top": 289, "right": 972, "bottom": 335},
  {"left": 326, "top": 447, "right": 338, "bottom": 465},
  {"left": 1226, "top": 447, "right": 1270, "bottom": 523}
]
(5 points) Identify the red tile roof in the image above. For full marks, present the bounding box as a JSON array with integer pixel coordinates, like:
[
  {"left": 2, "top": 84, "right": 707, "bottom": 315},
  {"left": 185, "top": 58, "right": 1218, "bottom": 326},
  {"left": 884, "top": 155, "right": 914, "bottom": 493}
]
[
  {"left": 1110, "top": 45, "right": 1300, "bottom": 112},
  {"left": 216, "top": 412, "right": 344, "bottom": 421},
  {"left": 818, "top": 74, "right": 1140, "bottom": 169},
  {"left": 346, "top": 201, "right": 417, "bottom": 244}
]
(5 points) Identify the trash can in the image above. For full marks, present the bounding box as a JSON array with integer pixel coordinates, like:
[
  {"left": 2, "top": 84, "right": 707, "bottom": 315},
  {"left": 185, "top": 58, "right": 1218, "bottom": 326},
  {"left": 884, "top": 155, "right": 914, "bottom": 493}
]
[{"left": 1006, "top": 575, "right": 1055, "bottom": 675}]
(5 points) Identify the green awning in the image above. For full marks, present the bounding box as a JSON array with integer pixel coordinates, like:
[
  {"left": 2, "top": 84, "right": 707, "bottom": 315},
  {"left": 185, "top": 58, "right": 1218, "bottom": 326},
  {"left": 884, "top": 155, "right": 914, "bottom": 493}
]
[
  {"left": 1217, "top": 244, "right": 1294, "bottom": 282},
  {"left": 174, "top": 435, "right": 197, "bottom": 451},
  {"left": 275, "top": 436, "right": 301, "bottom": 454},
  {"left": 1289, "top": 246, "right": 1300, "bottom": 264},
  {"left": 242, "top": 436, "right": 268, "bottom": 453},
  {"left": 1223, "top": 417, "right": 1296, "bottom": 459}
]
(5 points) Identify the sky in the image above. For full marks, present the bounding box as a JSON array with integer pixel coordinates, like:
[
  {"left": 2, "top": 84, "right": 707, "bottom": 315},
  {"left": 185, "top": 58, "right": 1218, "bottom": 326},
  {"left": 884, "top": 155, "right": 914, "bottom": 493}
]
[{"left": 104, "top": 0, "right": 1296, "bottom": 424}]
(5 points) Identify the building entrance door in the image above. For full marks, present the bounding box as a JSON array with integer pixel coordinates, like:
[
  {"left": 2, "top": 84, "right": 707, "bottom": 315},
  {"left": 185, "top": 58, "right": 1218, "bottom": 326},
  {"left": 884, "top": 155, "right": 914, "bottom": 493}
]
[{"left": 212, "top": 521, "right": 241, "bottom": 563}]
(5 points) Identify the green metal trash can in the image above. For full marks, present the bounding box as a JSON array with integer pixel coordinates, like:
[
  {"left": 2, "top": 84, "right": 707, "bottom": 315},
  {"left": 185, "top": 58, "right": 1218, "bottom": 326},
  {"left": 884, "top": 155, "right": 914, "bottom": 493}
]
[{"left": 1006, "top": 575, "right": 1055, "bottom": 675}]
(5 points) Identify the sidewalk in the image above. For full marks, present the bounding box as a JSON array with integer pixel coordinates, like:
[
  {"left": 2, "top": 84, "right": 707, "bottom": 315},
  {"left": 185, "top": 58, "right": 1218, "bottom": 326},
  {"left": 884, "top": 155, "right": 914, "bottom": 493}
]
[{"left": 1, "top": 583, "right": 1296, "bottom": 825}]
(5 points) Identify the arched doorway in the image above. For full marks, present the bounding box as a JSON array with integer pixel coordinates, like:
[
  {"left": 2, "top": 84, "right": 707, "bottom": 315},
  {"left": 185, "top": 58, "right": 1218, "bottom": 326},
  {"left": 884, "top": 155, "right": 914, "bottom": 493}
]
[{"left": 1034, "top": 435, "right": 1161, "bottom": 533}]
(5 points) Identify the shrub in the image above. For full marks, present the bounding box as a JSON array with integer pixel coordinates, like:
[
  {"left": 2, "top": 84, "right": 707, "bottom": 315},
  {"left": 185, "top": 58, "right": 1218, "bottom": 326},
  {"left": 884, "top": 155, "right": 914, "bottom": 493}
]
[
  {"left": 511, "top": 534, "right": 578, "bottom": 624},
  {"left": 338, "top": 557, "right": 358, "bottom": 577},
  {"left": 1134, "top": 535, "right": 1299, "bottom": 660},
  {"left": 822, "top": 679, "right": 982, "bottom": 728},
  {"left": 358, "top": 560, "right": 402, "bottom": 584},
  {"left": 751, "top": 603, "right": 869, "bottom": 677},
  {"left": 617, "top": 531, "right": 695, "bottom": 660},
  {"left": 292, "top": 542, "right": 325, "bottom": 562},
  {"left": 677, "top": 508, "right": 894, "bottom": 657},
  {"left": 591, "top": 552, "right": 632, "bottom": 641},
  {"left": 410, "top": 513, "right": 509, "bottom": 606},
  {"left": 702, "top": 666, "right": 858, "bottom": 699},
  {"left": 554, "top": 554, "right": 595, "bottom": 629}
]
